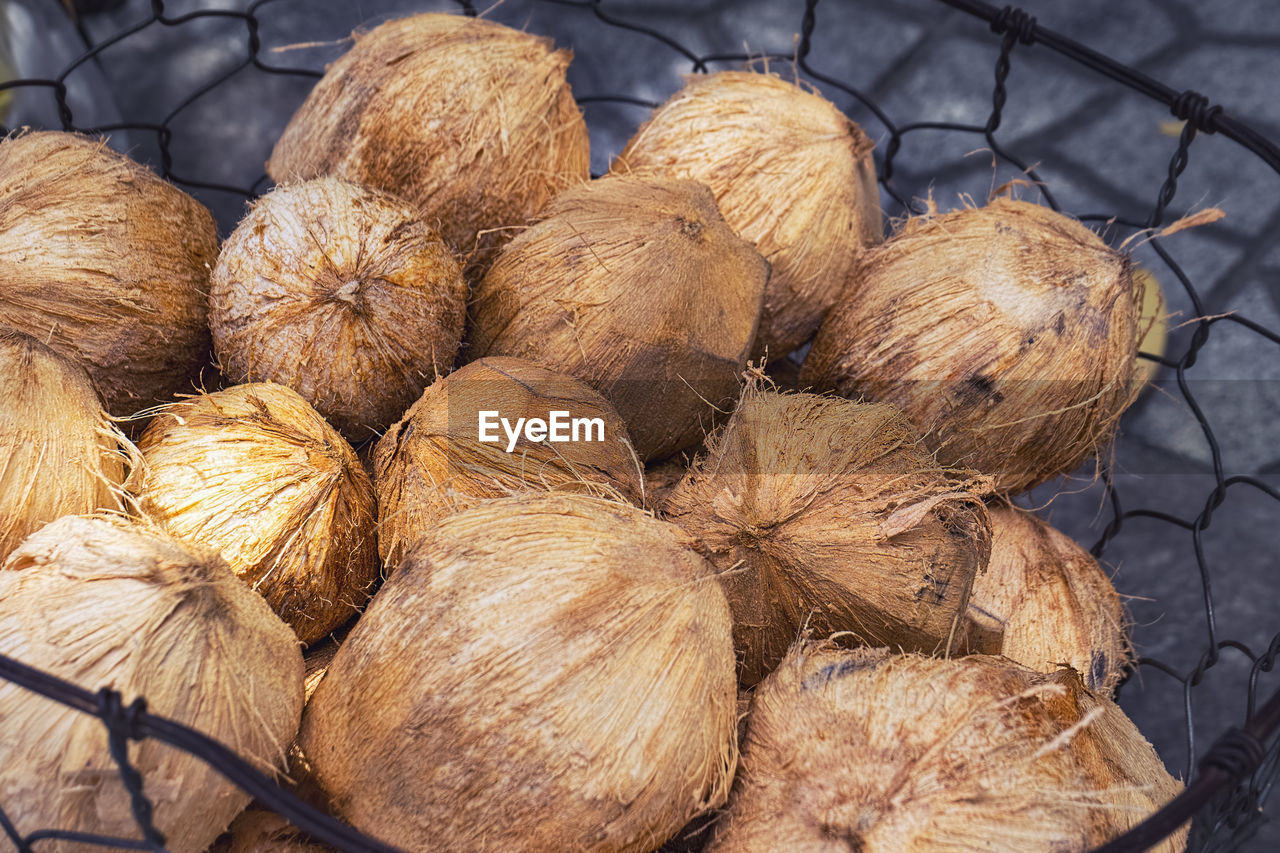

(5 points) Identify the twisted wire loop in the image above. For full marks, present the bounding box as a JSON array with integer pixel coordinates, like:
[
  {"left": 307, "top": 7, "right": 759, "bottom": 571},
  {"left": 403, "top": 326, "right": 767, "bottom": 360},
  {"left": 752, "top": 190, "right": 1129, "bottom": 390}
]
[{"left": 0, "top": 2, "right": 1279, "bottom": 853}]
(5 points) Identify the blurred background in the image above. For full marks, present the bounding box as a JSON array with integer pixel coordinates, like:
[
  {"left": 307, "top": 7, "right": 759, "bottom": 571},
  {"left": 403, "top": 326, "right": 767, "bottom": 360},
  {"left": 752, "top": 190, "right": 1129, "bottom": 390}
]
[{"left": 4, "top": 0, "right": 1279, "bottom": 849}]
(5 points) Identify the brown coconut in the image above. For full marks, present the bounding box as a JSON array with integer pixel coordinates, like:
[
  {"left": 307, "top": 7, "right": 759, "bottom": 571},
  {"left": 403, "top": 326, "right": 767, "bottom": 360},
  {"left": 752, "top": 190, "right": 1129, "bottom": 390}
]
[
  {"left": 372, "top": 356, "right": 643, "bottom": 568},
  {"left": 266, "top": 13, "right": 589, "bottom": 281},
  {"left": 643, "top": 454, "right": 692, "bottom": 514},
  {"left": 962, "top": 503, "right": 1131, "bottom": 695},
  {"left": 210, "top": 177, "right": 467, "bottom": 441},
  {"left": 222, "top": 809, "right": 335, "bottom": 853},
  {"left": 136, "top": 382, "right": 378, "bottom": 646},
  {"left": 0, "top": 131, "right": 217, "bottom": 416},
  {"left": 665, "top": 390, "right": 991, "bottom": 687},
  {"left": 708, "top": 642, "right": 1186, "bottom": 853},
  {"left": 801, "top": 197, "right": 1144, "bottom": 495},
  {"left": 301, "top": 493, "right": 738, "bottom": 852},
  {"left": 0, "top": 328, "right": 137, "bottom": 563},
  {"left": 468, "top": 176, "right": 769, "bottom": 461},
  {"left": 0, "top": 515, "right": 304, "bottom": 853},
  {"left": 615, "top": 70, "right": 882, "bottom": 358}
]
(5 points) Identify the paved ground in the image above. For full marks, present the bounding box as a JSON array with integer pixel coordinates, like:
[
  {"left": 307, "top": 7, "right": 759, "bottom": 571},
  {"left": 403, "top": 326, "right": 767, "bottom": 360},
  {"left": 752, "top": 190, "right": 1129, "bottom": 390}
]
[{"left": 7, "top": 0, "right": 1279, "bottom": 849}]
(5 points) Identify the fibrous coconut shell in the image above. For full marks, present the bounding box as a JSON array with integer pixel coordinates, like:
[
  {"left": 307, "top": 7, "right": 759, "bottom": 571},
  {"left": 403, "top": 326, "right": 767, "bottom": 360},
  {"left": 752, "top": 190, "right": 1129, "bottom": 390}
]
[
  {"left": 301, "top": 493, "right": 738, "bottom": 853},
  {"left": 0, "top": 131, "right": 217, "bottom": 416},
  {"left": 210, "top": 177, "right": 467, "bottom": 442},
  {"left": 468, "top": 175, "right": 769, "bottom": 461},
  {"left": 372, "top": 356, "right": 643, "bottom": 568},
  {"left": 801, "top": 197, "right": 1143, "bottom": 495},
  {"left": 962, "top": 502, "right": 1131, "bottom": 696},
  {"left": 643, "top": 454, "right": 692, "bottom": 514},
  {"left": 266, "top": 13, "right": 589, "bottom": 282},
  {"left": 665, "top": 390, "right": 992, "bottom": 687},
  {"left": 708, "top": 642, "right": 1186, "bottom": 853},
  {"left": 0, "top": 328, "right": 135, "bottom": 563},
  {"left": 222, "top": 809, "right": 335, "bottom": 853},
  {"left": 136, "top": 382, "right": 378, "bottom": 646},
  {"left": 0, "top": 515, "right": 304, "bottom": 853},
  {"left": 616, "top": 70, "right": 882, "bottom": 358}
]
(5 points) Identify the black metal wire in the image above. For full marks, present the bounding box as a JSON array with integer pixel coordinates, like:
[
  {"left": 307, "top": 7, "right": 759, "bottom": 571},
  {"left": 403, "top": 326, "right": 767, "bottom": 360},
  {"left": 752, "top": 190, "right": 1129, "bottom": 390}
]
[{"left": 0, "top": 1, "right": 1278, "bottom": 852}]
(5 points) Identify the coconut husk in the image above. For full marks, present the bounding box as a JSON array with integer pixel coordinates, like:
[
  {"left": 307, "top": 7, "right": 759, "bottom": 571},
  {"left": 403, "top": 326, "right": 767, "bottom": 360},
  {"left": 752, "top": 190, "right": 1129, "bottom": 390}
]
[
  {"left": 372, "top": 356, "right": 644, "bottom": 568},
  {"left": 615, "top": 70, "right": 882, "bottom": 359},
  {"left": 0, "top": 515, "right": 304, "bottom": 853},
  {"left": 643, "top": 454, "right": 692, "bottom": 514},
  {"left": 222, "top": 809, "right": 336, "bottom": 853},
  {"left": 0, "top": 131, "right": 217, "bottom": 417},
  {"left": 266, "top": 13, "right": 589, "bottom": 283},
  {"left": 300, "top": 493, "right": 738, "bottom": 853},
  {"left": 665, "top": 390, "right": 992, "bottom": 687},
  {"left": 210, "top": 177, "right": 467, "bottom": 442},
  {"left": 468, "top": 175, "right": 769, "bottom": 461},
  {"left": 136, "top": 382, "right": 378, "bottom": 646},
  {"left": 0, "top": 328, "right": 136, "bottom": 563},
  {"left": 707, "top": 642, "right": 1186, "bottom": 853},
  {"left": 801, "top": 197, "right": 1144, "bottom": 495},
  {"left": 961, "top": 503, "right": 1131, "bottom": 696}
]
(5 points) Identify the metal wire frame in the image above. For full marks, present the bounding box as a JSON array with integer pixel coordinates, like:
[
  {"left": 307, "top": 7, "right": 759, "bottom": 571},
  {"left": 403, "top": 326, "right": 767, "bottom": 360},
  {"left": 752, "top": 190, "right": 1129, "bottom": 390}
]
[{"left": 0, "top": 0, "right": 1277, "bottom": 850}]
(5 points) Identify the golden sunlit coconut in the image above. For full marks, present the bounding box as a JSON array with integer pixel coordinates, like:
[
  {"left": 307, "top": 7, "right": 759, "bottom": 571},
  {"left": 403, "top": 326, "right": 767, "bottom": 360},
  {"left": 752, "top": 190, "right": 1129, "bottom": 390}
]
[
  {"left": 210, "top": 177, "right": 467, "bottom": 441},
  {"left": 0, "top": 515, "right": 303, "bottom": 853},
  {"left": 665, "top": 390, "right": 991, "bottom": 687},
  {"left": 372, "top": 356, "right": 643, "bottom": 568},
  {"left": 615, "top": 70, "right": 882, "bottom": 358},
  {"left": 801, "top": 197, "right": 1144, "bottom": 495},
  {"left": 0, "top": 131, "right": 217, "bottom": 417},
  {"left": 962, "top": 503, "right": 1131, "bottom": 695},
  {"left": 0, "top": 328, "right": 136, "bottom": 563},
  {"left": 301, "top": 494, "right": 738, "bottom": 852},
  {"left": 468, "top": 176, "right": 769, "bottom": 461},
  {"left": 266, "top": 13, "right": 589, "bottom": 282},
  {"left": 708, "top": 642, "right": 1186, "bottom": 853},
  {"left": 136, "top": 382, "right": 378, "bottom": 646}
]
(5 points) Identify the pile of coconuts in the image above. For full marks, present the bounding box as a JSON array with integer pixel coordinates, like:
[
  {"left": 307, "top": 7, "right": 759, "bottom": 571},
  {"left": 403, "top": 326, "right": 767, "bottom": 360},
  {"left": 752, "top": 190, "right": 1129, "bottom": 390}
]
[{"left": 0, "top": 10, "right": 1195, "bottom": 853}]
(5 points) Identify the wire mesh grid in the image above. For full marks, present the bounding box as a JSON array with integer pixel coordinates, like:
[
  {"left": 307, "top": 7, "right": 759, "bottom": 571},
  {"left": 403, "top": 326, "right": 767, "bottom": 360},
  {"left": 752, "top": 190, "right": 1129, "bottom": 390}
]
[{"left": 0, "top": 0, "right": 1278, "bottom": 850}]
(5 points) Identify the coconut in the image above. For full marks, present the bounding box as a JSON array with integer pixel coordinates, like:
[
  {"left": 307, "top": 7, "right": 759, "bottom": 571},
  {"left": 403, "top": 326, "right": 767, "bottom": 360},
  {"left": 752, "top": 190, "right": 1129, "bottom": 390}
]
[
  {"left": 665, "top": 390, "right": 991, "bottom": 687},
  {"left": 615, "top": 70, "right": 882, "bottom": 358},
  {"left": 643, "top": 454, "right": 691, "bottom": 514},
  {"left": 1134, "top": 267, "right": 1168, "bottom": 385},
  {"left": 372, "top": 356, "right": 643, "bottom": 568},
  {"left": 300, "top": 493, "right": 738, "bottom": 852},
  {"left": 0, "top": 328, "right": 137, "bottom": 563},
  {"left": 961, "top": 503, "right": 1131, "bottom": 695},
  {"left": 0, "top": 131, "right": 217, "bottom": 417},
  {"left": 222, "top": 809, "right": 335, "bottom": 853},
  {"left": 0, "top": 515, "right": 304, "bottom": 853},
  {"left": 468, "top": 176, "right": 769, "bottom": 461},
  {"left": 266, "top": 13, "right": 589, "bottom": 282},
  {"left": 801, "top": 197, "right": 1144, "bottom": 495},
  {"left": 136, "top": 382, "right": 378, "bottom": 646},
  {"left": 210, "top": 177, "right": 467, "bottom": 442},
  {"left": 707, "top": 642, "right": 1186, "bottom": 853}
]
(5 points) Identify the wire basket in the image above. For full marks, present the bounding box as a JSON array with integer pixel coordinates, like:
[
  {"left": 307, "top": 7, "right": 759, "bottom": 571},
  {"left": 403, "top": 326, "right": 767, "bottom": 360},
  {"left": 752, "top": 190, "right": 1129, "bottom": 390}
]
[{"left": 1, "top": 0, "right": 1278, "bottom": 850}]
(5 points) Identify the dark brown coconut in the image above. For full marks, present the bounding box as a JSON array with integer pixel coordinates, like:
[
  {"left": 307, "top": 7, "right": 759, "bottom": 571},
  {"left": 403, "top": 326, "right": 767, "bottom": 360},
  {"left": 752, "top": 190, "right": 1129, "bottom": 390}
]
[
  {"left": 0, "top": 516, "right": 304, "bottom": 853},
  {"left": 0, "top": 131, "right": 217, "bottom": 416},
  {"left": 961, "top": 503, "right": 1131, "bottom": 696},
  {"left": 665, "top": 390, "right": 991, "bottom": 688},
  {"left": 136, "top": 382, "right": 378, "bottom": 646},
  {"left": 301, "top": 494, "right": 738, "bottom": 852},
  {"left": 372, "top": 356, "right": 643, "bottom": 568},
  {"left": 615, "top": 70, "right": 882, "bottom": 358},
  {"left": 643, "top": 454, "right": 692, "bottom": 514},
  {"left": 801, "top": 197, "right": 1144, "bottom": 495},
  {"left": 266, "top": 13, "right": 589, "bottom": 281},
  {"left": 222, "top": 809, "right": 335, "bottom": 853},
  {"left": 210, "top": 177, "right": 467, "bottom": 442},
  {"left": 468, "top": 176, "right": 769, "bottom": 461},
  {"left": 708, "top": 642, "right": 1186, "bottom": 853},
  {"left": 0, "top": 328, "right": 136, "bottom": 563}
]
